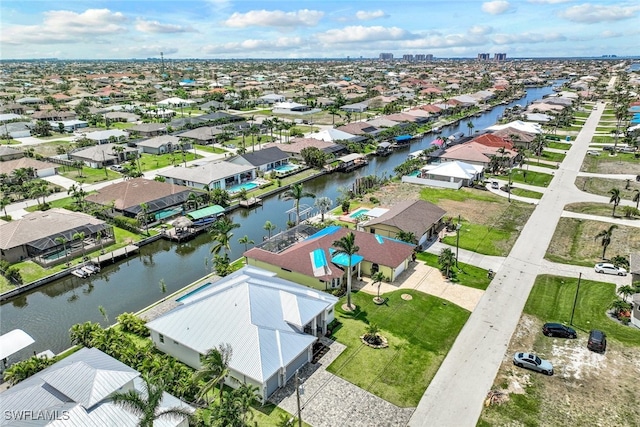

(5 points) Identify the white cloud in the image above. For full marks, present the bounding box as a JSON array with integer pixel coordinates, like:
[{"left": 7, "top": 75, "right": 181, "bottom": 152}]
[
  {"left": 223, "top": 9, "right": 324, "bottom": 28},
  {"left": 492, "top": 32, "right": 566, "bottom": 44},
  {"left": 203, "top": 37, "right": 305, "bottom": 54},
  {"left": 135, "top": 19, "right": 195, "bottom": 34},
  {"left": 600, "top": 30, "right": 621, "bottom": 39},
  {"left": 355, "top": 10, "right": 387, "bottom": 20},
  {"left": 482, "top": 1, "right": 513, "bottom": 15},
  {"left": 528, "top": 0, "right": 572, "bottom": 4},
  {"left": 0, "top": 8, "right": 127, "bottom": 45},
  {"left": 468, "top": 25, "right": 493, "bottom": 36},
  {"left": 315, "top": 26, "right": 414, "bottom": 44},
  {"left": 558, "top": 4, "right": 640, "bottom": 23}
]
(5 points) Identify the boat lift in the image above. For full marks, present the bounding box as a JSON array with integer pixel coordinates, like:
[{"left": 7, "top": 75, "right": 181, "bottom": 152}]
[{"left": 0, "top": 329, "right": 35, "bottom": 370}]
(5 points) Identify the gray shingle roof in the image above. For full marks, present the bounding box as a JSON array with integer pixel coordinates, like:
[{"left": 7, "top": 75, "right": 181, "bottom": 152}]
[{"left": 364, "top": 200, "right": 446, "bottom": 238}]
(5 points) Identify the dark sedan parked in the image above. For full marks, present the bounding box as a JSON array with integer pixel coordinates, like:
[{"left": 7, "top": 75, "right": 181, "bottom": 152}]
[{"left": 542, "top": 323, "right": 577, "bottom": 339}]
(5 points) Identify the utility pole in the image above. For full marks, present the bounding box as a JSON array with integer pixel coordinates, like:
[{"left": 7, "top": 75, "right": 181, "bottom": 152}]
[
  {"left": 570, "top": 273, "right": 582, "bottom": 325},
  {"left": 455, "top": 214, "right": 461, "bottom": 267},
  {"left": 295, "top": 370, "right": 303, "bottom": 427}
]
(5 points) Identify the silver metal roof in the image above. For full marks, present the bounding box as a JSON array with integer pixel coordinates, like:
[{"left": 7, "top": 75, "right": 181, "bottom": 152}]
[{"left": 147, "top": 267, "right": 337, "bottom": 382}]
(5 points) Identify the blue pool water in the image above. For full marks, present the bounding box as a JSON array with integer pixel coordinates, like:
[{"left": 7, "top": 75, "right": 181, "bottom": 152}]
[
  {"left": 409, "top": 170, "right": 420, "bottom": 177},
  {"left": 349, "top": 208, "right": 369, "bottom": 218},
  {"left": 176, "top": 282, "right": 212, "bottom": 302},
  {"left": 227, "top": 182, "right": 258, "bottom": 193},
  {"left": 274, "top": 164, "right": 297, "bottom": 172},
  {"left": 312, "top": 248, "right": 327, "bottom": 268},
  {"left": 154, "top": 207, "right": 182, "bottom": 220}
]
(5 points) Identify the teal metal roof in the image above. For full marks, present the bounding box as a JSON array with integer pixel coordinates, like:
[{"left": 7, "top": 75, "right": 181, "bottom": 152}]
[{"left": 187, "top": 205, "right": 224, "bottom": 220}]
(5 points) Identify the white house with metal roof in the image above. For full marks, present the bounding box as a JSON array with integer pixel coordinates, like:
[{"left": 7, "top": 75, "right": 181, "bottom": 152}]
[
  {"left": 146, "top": 267, "right": 338, "bottom": 402},
  {"left": 0, "top": 347, "right": 193, "bottom": 427}
]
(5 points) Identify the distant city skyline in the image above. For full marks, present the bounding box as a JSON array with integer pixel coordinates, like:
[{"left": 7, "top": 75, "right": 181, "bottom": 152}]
[{"left": 1, "top": 1, "right": 639, "bottom": 60}]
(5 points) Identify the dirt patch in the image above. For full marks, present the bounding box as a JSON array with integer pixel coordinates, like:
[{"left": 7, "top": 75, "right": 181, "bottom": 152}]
[
  {"left": 580, "top": 155, "right": 640, "bottom": 174},
  {"left": 575, "top": 176, "right": 640, "bottom": 199},
  {"left": 482, "top": 314, "right": 640, "bottom": 426}
]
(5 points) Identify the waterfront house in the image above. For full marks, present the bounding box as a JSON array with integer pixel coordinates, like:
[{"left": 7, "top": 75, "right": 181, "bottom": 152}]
[
  {"left": 409, "top": 161, "right": 484, "bottom": 190},
  {"left": 157, "top": 160, "right": 256, "bottom": 191},
  {"left": 361, "top": 200, "right": 446, "bottom": 248},
  {"left": 146, "top": 267, "right": 338, "bottom": 403},
  {"left": 85, "top": 177, "right": 200, "bottom": 221},
  {"left": 244, "top": 226, "right": 415, "bottom": 289},
  {"left": 0, "top": 347, "right": 193, "bottom": 427},
  {"left": 227, "top": 146, "right": 290, "bottom": 174},
  {"left": 0, "top": 208, "right": 114, "bottom": 266}
]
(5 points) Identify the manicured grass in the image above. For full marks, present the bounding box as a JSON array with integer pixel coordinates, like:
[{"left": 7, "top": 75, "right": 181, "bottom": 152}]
[
  {"left": 538, "top": 150, "right": 566, "bottom": 162},
  {"left": 510, "top": 169, "right": 553, "bottom": 187},
  {"left": 59, "top": 166, "right": 121, "bottom": 183},
  {"left": 0, "top": 276, "right": 12, "bottom": 293},
  {"left": 546, "top": 141, "right": 572, "bottom": 150},
  {"left": 545, "top": 218, "right": 640, "bottom": 266},
  {"left": 24, "top": 194, "right": 95, "bottom": 212},
  {"left": 579, "top": 153, "right": 640, "bottom": 174},
  {"left": 327, "top": 290, "right": 470, "bottom": 407},
  {"left": 193, "top": 144, "right": 228, "bottom": 154},
  {"left": 524, "top": 160, "right": 556, "bottom": 169},
  {"left": 441, "top": 219, "right": 511, "bottom": 256},
  {"left": 510, "top": 187, "right": 543, "bottom": 199},
  {"left": 524, "top": 275, "right": 640, "bottom": 346},
  {"left": 590, "top": 135, "right": 615, "bottom": 143},
  {"left": 416, "top": 252, "right": 491, "bottom": 290},
  {"left": 138, "top": 152, "right": 201, "bottom": 171}
]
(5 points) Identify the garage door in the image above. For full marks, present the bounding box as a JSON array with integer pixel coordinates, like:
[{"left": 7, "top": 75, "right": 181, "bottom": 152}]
[{"left": 286, "top": 349, "right": 310, "bottom": 381}]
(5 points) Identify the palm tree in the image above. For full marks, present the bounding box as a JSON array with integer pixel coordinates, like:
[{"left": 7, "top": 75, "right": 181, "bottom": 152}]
[
  {"left": 594, "top": 224, "right": 618, "bottom": 259},
  {"left": 0, "top": 195, "right": 10, "bottom": 217},
  {"left": 438, "top": 247, "right": 456, "bottom": 278},
  {"left": 372, "top": 271, "right": 386, "bottom": 303},
  {"left": 466, "top": 120, "right": 474, "bottom": 136},
  {"left": 332, "top": 232, "right": 360, "bottom": 310},
  {"left": 283, "top": 183, "right": 315, "bottom": 225},
  {"left": 72, "top": 231, "right": 86, "bottom": 259},
  {"left": 238, "top": 235, "right": 254, "bottom": 252},
  {"left": 396, "top": 230, "right": 416, "bottom": 244},
  {"left": 194, "top": 344, "right": 233, "bottom": 404},
  {"left": 210, "top": 216, "right": 240, "bottom": 257},
  {"left": 633, "top": 189, "right": 640, "bottom": 209},
  {"left": 314, "top": 196, "right": 332, "bottom": 222},
  {"left": 263, "top": 220, "right": 277, "bottom": 239},
  {"left": 54, "top": 236, "right": 68, "bottom": 259},
  {"left": 138, "top": 203, "right": 150, "bottom": 235},
  {"left": 111, "top": 375, "right": 192, "bottom": 427},
  {"left": 617, "top": 285, "right": 635, "bottom": 302},
  {"left": 608, "top": 188, "right": 621, "bottom": 217}
]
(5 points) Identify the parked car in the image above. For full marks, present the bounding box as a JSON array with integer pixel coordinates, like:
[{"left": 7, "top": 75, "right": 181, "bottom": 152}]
[
  {"left": 594, "top": 262, "right": 627, "bottom": 276},
  {"left": 513, "top": 352, "right": 554, "bottom": 375},
  {"left": 587, "top": 330, "right": 607, "bottom": 353},
  {"left": 617, "top": 146, "right": 637, "bottom": 153},
  {"left": 110, "top": 164, "right": 124, "bottom": 172},
  {"left": 586, "top": 150, "right": 600, "bottom": 156},
  {"left": 491, "top": 181, "right": 499, "bottom": 189},
  {"left": 602, "top": 146, "right": 615, "bottom": 152},
  {"left": 542, "top": 323, "right": 577, "bottom": 339}
]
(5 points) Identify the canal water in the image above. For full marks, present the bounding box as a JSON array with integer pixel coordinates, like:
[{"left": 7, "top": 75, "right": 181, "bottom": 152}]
[{"left": 1, "top": 84, "right": 559, "bottom": 365}]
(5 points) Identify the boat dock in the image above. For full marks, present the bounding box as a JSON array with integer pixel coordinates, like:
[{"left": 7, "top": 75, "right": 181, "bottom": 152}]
[
  {"left": 92, "top": 245, "right": 140, "bottom": 266},
  {"left": 239, "top": 197, "right": 263, "bottom": 208}
]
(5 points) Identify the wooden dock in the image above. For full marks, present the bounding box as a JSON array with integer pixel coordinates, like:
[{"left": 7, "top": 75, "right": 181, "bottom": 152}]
[
  {"left": 92, "top": 245, "right": 139, "bottom": 266},
  {"left": 239, "top": 197, "right": 262, "bottom": 208}
]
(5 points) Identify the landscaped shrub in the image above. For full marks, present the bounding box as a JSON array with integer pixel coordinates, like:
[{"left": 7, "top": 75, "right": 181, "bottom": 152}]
[
  {"left": 3, "top": 355, "right": 57, "bottom": 386},
  {"left": 117, "top": 312, "right": 150, "bottom": 337},
  {"left": 112, "top": 215, "right": 139, "bottom": 233}
]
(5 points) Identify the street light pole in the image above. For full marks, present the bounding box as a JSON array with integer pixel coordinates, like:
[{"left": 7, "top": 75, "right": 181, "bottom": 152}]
[
  {"left": 570, "top": 273, "right": 582, "bottom": 325},
  {"left": 507, "top": 168, "right": 512, "bottom": 203},
  {"left": 295, "top": 370, "right": 303, "bottom": 427}
]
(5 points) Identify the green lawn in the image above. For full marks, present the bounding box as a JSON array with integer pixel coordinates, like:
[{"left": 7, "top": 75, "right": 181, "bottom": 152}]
[
  {"left": 193, "top": 144, "right": 228, "bottom": 154},
  {"left": 538, "top": 150, "right": 566, "bottom": 163},
  {"left": 546, "top": 141, "right": 572, "bottom": 150},
  {"left": 327, "top": 290, "right": 470, "bottom": 407},
  {"left": 564, "top": 202, "right": 639, "bottom": 219},
  {"left": 524, "top": 160, "right": 556, "bottom": 169},
  {"left": 510, "top": 187, "right": 544, "bottom": 199},
  {"left": 415, "top": 252, "right": 491, "bottom": 290},
  {"left": 138, "top": 152, "right": 201, "bottom": 171},
  {"left": 59, "top": 166, "right": 121, "bottom": 184},
  {"left": 419, "top": 187, "right": 500, "bottom": 204},
  {"left": 441, "top": 220, "right": 512, "bottom": 256},
  {"left": 510, "top": 169, "right": 553, "bottom": 187},
  {"left": 524, "top": 275, "right": 640, "bottom": 346}
]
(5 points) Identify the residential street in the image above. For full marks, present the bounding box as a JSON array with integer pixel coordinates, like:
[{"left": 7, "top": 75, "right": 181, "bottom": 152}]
[{"left": 408, "top": 100, "right": 628, "bottom": 426}]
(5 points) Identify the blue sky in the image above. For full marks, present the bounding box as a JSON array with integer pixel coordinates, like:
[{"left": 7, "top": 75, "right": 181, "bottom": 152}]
[{"left": 1, "top": 1, "right": 638, "bottom": 59}]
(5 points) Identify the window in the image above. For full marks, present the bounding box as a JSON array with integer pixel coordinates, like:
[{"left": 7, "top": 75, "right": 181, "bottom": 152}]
[
  {"left": 159, "top": 334, "right": 164, "bottom": 343},
  {"left": 173, "top": 340, "right": 179, "bottom": 345}
]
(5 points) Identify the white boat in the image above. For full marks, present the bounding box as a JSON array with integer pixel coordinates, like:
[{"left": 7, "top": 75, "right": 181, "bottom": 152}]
[
  {"left": 81, "top": 264, "right": 100, "bottom": 275},
  {"left": 71, "top": 269, "right": 88, "bottom": 278}
]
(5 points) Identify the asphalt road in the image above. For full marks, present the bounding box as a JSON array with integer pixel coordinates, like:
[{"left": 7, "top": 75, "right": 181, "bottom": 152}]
[{"left": 408, "top": 99, "right": 625, "bottom": 426}]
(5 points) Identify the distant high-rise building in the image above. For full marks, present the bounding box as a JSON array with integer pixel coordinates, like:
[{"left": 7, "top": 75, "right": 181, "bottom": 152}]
[
  {"left": 494, "top": 53, "right": 507, "bottom": 61},
  {"left": 402, "top": 54, "right": 415, "bottom": 61},
  {"left": 414, "top": 54, "right": 426, "bottom": 61},
  {"left": 477, "top": 53, "right": 490, "bottom": 60},
  {"left": 425, "top": 54, "right": 434, "bottom": 61},
  {"left": 379, "top": 52, "right": 394, "bottom": 60}
]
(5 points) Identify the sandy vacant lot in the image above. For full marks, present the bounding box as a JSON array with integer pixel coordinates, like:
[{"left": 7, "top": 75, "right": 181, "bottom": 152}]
[{"left": 481, "top": 314, "right": 640, "bottom": 426}]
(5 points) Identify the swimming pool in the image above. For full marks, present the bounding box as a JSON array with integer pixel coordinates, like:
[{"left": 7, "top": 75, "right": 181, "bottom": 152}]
[
  {"left": 227, "top": 182, "right": 258, "bottom": 193},
  {"left": 176, "top": 282, "right": 212, "bottom": 302},
  {"left": 408, "top": 170, "right": 420, "bottom": 177},
  {"left": 349, "top": 208, "right": 370, "bottom": 218},
  {"left": 154, "top": 206, "right": 182, "bottom": 220},
  {"left": 274, "top": 164, "right": 298, "bottom": 172}
]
